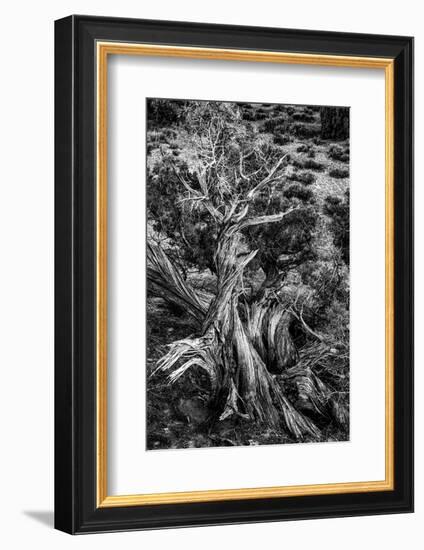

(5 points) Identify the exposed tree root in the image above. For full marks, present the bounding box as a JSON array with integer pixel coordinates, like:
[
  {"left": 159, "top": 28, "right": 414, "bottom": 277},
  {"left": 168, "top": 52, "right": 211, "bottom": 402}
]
[{"left": 148, "top": 239, "right": 348, "bottom": 442}]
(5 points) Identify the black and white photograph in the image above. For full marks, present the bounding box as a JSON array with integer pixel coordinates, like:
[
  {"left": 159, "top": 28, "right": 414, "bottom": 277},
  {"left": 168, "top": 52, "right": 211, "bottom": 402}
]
[{"left": 146, "top": 98, "right": 350, "bottom": 450}]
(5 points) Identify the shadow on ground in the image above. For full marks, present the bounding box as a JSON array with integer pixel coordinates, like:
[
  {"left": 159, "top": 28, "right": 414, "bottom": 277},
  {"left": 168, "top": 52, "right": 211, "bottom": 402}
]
[{"left": 23, "top": 510, "right": 54, "bottom": 528}]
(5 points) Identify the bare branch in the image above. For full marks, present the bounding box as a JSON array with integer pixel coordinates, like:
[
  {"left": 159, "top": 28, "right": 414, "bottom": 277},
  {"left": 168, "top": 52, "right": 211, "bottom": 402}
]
[
  {"left": 246, "top": 153, "right": 289, "bottom": 200},
  {"left": 237, "top": 207, "right": 300, "bottom": 231},
  {"left": 170, "top": 162, "right": 224, "bottom": 222},
  {"left": 238, "top": 150, "right": 255, "bottom": 181},
  {"left": 232, "top": 204, "right": 250, "bottom": 224},
  {"left": 290, "top": 307, "right": 326, "bottom": 343}
]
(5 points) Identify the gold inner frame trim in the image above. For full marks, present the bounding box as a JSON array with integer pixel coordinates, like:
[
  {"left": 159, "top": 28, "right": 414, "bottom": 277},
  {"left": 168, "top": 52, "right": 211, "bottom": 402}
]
[{"left": 96, "top": 42, "right": 395, "bottom": 508}]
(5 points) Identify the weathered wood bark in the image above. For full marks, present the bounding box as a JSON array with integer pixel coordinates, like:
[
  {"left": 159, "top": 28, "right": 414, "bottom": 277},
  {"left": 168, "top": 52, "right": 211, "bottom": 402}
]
[
  {"left": 320, "top": 107, "right": 349, "bottom": 140},
  {"left": 150, "top": 230, "right": 320, "bottom": 439},
  {"left": 147, "top": 242, "right": 209, "bottom": 325}
]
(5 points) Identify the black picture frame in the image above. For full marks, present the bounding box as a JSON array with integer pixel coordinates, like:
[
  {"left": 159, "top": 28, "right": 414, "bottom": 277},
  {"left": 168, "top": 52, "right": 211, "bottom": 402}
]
[{"left": 55, "top": 14, "right": 414, "bottom": 534}]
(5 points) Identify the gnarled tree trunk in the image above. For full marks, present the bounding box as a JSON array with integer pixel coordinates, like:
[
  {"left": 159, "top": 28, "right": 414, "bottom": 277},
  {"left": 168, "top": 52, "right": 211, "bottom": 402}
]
[{"left": 150, "top": 228, "right": 321, "bottom": 439}]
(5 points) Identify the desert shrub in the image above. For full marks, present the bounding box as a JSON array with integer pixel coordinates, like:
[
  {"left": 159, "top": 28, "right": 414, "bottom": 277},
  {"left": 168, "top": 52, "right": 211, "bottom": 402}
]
[
  {"left": 328, "top": 144, "right": 350, "bottom": 162},
  {"left": 260, "top": 103, "right": 274, "bottom": 111},
  {"left": 295, "top": 145, "right": 317, "bottom": 161},
  {"left": 291, "top": 112, "right": 315, "bottom": 123},
  {"left": 303, "top": 159, "right": 324, "bottom": 170},
  {"left": 291, "top": 123, "right": 321, "bottom": 139},
  {"left": 324, "top": 191, "right": 350, "bottom": 264},
  {"left": 329, "top": 167, "right": 349, "bottom": 179},
  {"left": 262, "top": 116, "right": 286, "bottom": 132},
  {"left": 242, "top": 111, "right": 257, "bottom": 121},
  {"left": 292, "top": 157, "right": 325, "bottom": 171},
  {"left": 163, "top": 128, "right": 178, "bottom": 140},
  {"left": 274, "top": 133, "right": 293, "bottom": 146},
  {"left": 274, "top": 122, "right": 291, "bottom": 134},
  {"left": 241, "top": 107, "right": 256, "bottom": 121},
  {"left": 254, "top": 111, "right": 267, "bottom": 120},
  {"left": 283, "top": 183, "right": 314, "bottom": 202},
  {"left": 147, "top": 160, "right": 218, "bottom": 271},
  {"left": 147, "top": 98, "right": 184, "bottom": 126},
  {"left": 297, "top": 144, "right": 316, "bottom": 158},
  {"left": 296, "top": 143, "right": 310, "bottom": 153},
  {"left": 328, "top": 144, "right": 342, "bottom": 159},
  {"left": 288, "top": 171, "right": 316, "bottom": 185},
  {"left": 274, "top": 105, "right": 287, "bottom": 115}
]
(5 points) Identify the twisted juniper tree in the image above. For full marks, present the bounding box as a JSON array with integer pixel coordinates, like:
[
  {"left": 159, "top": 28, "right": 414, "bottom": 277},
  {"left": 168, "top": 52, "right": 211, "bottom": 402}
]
[{"left": 147, "top": 100, "right": 347, "bottom": 440}]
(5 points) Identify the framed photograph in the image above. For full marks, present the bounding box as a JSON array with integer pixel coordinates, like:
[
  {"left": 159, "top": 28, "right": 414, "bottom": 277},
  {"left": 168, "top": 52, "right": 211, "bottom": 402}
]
[{"left": 54, "top": 15, "right": 413, "bottom": 534}]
